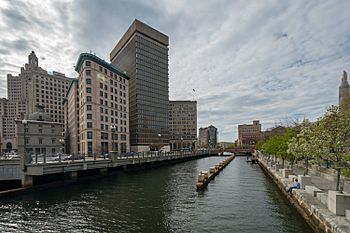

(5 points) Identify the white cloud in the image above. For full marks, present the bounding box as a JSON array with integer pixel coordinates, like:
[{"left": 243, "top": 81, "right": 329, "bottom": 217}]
[{"left": 0, "top": 0, "right": 349, "bottom": 141}]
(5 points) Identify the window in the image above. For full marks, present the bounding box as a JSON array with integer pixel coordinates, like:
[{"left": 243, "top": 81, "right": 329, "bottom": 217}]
[
  {"left": 87, "top": 131, "right": 93, "bottom": 139},
  {"left": 52, "top": 138, "right": 56, "bottom": 144},
  {"left": 86, "top": 87, "right": 92, "bottom": 93},
  {"left": 87, "top": 122, "right": 92, "bottom": 128},
  {"left": 87, "top": 105, "right": 92, "bottom": 111},
  {"left": 86, "top": 79, "right": 92, "bottom": 84},
  {"left": 86, "top": 70, "right": 91, "bottom": 76},
  {"left": 99, "top": 66, "right": 102, "bottom": 72},
  {"left": 121, "top": 134, "right": 127, "bottom": 141},
  {"left": 87, "top": 96, "right": 92, "bottom": 102},
  {"left": 39, "top": 138, "right": 43, "bottom": 144},
  {"left": 101, "top": 124, "right": 104, "bottom": 130},
  {"left": 100, "top": 91, "right": 103, "bottom": 97},
  {"left": 87, "top": 114, "right": 92, "bottom": 119},
  {"left": 100, "top": 83, "right": 103, "bottom": 89},
  {"left": 85, "top": 61, "right": 91, "bottom": 66}
]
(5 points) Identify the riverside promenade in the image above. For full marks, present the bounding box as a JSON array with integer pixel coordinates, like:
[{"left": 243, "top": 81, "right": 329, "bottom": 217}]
[{"left": 258, "top": 152, "right": 350, "bottom": 233}]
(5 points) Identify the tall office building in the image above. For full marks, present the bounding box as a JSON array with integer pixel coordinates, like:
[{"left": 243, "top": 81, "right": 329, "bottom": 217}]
[
  {"left": 71, "top": 53, "right": 130, "bottom": 155},
  {"left": 110, "top": 19, "right": 169, "bottom": 152},
  {"left": 169, "top": 101, "right": 197, "bottom": 150},
  {"left": 1, "top": 51, "right": 72, "bottom": 153}
]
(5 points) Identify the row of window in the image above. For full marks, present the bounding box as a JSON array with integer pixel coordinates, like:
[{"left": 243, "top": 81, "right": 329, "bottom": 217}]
[{"left": 83, "top": 131, "right": 128, "bottom": 141}]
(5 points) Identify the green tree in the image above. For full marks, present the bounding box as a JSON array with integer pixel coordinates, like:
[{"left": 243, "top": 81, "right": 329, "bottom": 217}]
[{"left": 313, "top": 105, "right": 350, "bottom": 191}]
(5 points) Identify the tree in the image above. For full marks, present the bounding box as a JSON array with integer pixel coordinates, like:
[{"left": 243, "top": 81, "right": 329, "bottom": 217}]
[
  {"left": 288, "top": 120, "right": 316, "bottom": 174},
  {"left": 313, "top": 105, "right": 350, "bottom": 191}
]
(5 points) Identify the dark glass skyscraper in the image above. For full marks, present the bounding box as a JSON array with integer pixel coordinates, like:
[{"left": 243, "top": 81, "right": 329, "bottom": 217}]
[{"left": 110, "top": 19, "right": 169, "bottom": 152}]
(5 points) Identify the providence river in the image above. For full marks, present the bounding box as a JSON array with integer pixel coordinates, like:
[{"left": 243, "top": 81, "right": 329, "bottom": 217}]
[{"left": 0, "top": 156, "right": 313, "bottom": 233}]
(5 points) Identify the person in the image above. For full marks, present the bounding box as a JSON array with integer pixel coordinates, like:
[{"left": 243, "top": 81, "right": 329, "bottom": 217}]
[{"left": 287, "top": 178, "right": 300, "bottom": 194}]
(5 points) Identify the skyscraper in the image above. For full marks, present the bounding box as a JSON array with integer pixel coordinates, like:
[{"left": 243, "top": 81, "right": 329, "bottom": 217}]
[
  {"left": 339, "top": 70, "right": 350, "bottom": 111},
  {"left": 110, "top": 19, "right": 169, "bottom": 152},
  {"left": 1, "top": 51, "right": 71, "bottom": 153}
]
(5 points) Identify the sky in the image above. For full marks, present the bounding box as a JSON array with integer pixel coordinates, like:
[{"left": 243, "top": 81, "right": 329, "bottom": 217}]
[{"left": 0, "top": 0, "right": 349, "bottom": 142}]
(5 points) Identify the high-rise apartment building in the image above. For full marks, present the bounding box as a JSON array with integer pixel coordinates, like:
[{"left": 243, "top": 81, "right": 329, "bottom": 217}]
[
  {"left": 237, "top": 120, "right": 262, "bottom": 146},
  {"left": 0, "top": 51, "right": 72, "bottom": 153},
  {"left": 110, "top": 19, "right": 169, "bottom": 152},
  {"left": 169, "top": 101, "right": 197, "bottom": 150},
  {"left": 198, "top": 125, "right": 218, "bottom": 148},
  {"left": 71, "top": 53, "right": 130, "bottom": 155}
]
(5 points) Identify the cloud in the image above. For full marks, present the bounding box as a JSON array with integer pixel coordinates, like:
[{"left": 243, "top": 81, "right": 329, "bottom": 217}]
[{"left": 0, "top": 0, "right": 349, "bottom": 141}]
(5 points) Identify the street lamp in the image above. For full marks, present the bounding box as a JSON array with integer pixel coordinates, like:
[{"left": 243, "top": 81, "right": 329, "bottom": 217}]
[
  {"left": 59, "top": 138, "right": 65, "bottom": 154},
  {"left": 157, "top": 134, "right": 161, "bottom": 152},
  {"left": 111, "top": 125, "right": 117, "bottom": 153},
  {"left": 22, "top": 119, "right": 28, "bottom": 170}
]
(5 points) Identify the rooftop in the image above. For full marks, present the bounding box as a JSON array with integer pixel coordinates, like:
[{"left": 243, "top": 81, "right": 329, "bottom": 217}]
[{"left": 74, "top": 53, "right": 130, "bottom": 80}]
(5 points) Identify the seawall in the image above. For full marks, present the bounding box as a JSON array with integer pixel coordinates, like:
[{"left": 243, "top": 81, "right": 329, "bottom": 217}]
[{"left": 258, "top": 157, "right": 350, "bottom": 233}]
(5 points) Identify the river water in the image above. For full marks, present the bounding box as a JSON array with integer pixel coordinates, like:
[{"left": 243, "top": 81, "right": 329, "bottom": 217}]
[{"left": 0, "top": 156, "right": 313, "bottom": 233}]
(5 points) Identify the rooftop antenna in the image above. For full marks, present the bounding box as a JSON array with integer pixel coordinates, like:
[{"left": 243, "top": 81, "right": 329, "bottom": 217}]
[{"left": 192, "top": 89, "right": 196, "bottom": 101}]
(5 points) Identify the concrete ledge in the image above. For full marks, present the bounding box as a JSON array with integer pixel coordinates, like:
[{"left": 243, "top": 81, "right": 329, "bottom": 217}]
[
  {"left": 328, "top": 191, "right": 350, "bottom": 216},
  {"left": 298, "top": 175, "right": 312, "bottom": 189},
  {"left": 282, "top": 169, "right": 294, "bottom": 178},
  {"left": 305, "top": 185, "right": 323, "bottom": 197},
  {"left": 346, "top": 210, "right": 350, "bottom": 221},
  {"left": 316, "top": 192, "right": 328, "bottom": 206}
]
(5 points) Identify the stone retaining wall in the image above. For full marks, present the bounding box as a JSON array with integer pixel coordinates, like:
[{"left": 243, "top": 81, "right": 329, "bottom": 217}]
[{"left": 259, "top": 158, "right": 350, "bottom": 233}]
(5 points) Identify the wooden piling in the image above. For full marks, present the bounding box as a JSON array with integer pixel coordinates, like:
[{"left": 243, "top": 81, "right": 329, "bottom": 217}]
[{"left": 196, "top": 155, "right": 235, "bottom": 190}]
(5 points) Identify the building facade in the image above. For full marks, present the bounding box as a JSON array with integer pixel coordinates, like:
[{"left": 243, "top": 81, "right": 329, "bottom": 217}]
[
  {"left": 198, "top": 125, "right": 218, "bottom": 148},
  {"left": 1, "top": 51, "right": 71, "bottom": 153},
  {"left": 262, "top": 126, "right": 287, "bottom": 140},
  {"left": 66, "top": 80, "right": 79, "bottom": 155},
  {"left": 237, "top": 120, "right": 262, "bottom": 146},
  {"left": 72, "top": 53, "right": 130, "bottom": 156},
  {"left": 110, "top": 19, "right": 169, "bottom": 152},
  {"left": 169, "top": 101, "right": 197, "bottom": 150},
  {"left": 15, "top": 105, "right": 64, "bottom": 156}
]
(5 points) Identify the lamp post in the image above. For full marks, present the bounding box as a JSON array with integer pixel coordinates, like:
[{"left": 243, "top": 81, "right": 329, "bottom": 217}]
[
  {"left": 158, "top": 133, "right": 161, "bottom": 152},
  {"left": 208, "top": 139, "right": 211, "bottom": 156},
  {"left": 111, "top": 125, "right": 116, "bottom": 151},
  {"left": 59, "top": 138, "right": 65, "bottom": 162},
  {"left": 22, "top": 119, "right": 28, "bottom": 170}
]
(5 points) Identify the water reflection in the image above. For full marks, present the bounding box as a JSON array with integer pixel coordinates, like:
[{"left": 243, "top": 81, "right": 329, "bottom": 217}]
[{"left": 0, "top": 157, "right": 313, "bottom": 233}]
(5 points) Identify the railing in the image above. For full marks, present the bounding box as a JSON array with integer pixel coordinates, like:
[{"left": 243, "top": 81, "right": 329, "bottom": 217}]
[{"left": 0, "top": 150, "right": 211, "bottom": 165}]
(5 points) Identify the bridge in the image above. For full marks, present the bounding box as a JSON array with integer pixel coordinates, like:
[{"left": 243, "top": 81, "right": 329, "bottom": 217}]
[
  {"left": 212, "top": 148, "right": 255, "bottom": 155},
  {"left": 0, "top": 150, "right": 211, "bottom": 189}
]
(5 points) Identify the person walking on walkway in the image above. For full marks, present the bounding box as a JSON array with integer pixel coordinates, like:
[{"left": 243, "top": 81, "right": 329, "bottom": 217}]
[{"left": 287, "top": 178, "right": 300, "bottom": 194}]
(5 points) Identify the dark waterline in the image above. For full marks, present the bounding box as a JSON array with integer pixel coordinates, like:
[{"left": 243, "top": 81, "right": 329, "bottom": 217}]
[{"left": 0, "top": 157, "right": 313, "bottom": 233}]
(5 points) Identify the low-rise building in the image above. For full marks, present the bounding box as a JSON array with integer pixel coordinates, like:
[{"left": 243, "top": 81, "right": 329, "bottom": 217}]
[
  {"left": 262, "top": 126, "right": 287, "bottom": 140},
  {"left": 237, "top": 120, "right": 262, "bottom": 146},
  {"left": 15, "top": 105, "right": 64, "bottom": 156}
]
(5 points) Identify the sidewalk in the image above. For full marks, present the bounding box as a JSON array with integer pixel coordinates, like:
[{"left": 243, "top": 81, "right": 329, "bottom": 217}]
[{"left": 258, "top": 156, "right": 350, "bottom": 233}]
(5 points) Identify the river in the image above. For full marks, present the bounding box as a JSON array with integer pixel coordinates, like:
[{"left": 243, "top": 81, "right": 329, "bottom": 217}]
[{"left": 0, "top": 156, "right": 313, "bottom": 232}]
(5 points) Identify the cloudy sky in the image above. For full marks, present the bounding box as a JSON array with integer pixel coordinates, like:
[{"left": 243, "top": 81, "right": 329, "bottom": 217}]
[{"left": 0, "top": 0, "right": 349, "bottom": 141}]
